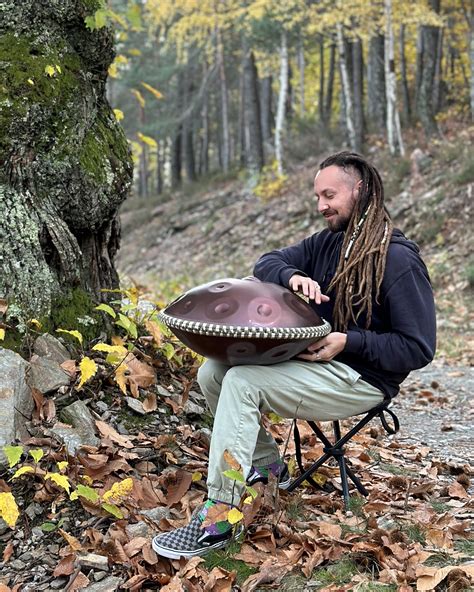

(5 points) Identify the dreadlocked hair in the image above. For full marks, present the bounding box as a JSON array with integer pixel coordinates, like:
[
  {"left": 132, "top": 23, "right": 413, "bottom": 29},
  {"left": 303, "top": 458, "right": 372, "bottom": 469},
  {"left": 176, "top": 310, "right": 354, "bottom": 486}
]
[{"left": 320, "top": 151, "right": 393, "bottom": 332}]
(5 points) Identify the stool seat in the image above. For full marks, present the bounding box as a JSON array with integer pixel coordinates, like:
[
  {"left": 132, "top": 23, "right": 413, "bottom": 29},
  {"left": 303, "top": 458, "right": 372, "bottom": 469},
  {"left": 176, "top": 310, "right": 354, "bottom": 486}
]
[{"left": 287, "top": 399, "right": 399, "bottom": 508}]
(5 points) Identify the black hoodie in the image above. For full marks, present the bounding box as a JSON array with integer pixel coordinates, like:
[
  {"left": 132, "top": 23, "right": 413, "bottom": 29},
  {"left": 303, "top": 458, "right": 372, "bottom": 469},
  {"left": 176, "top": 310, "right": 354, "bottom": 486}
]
[{"left": 253, "top": 228, "right": 436, "bottom": 398}]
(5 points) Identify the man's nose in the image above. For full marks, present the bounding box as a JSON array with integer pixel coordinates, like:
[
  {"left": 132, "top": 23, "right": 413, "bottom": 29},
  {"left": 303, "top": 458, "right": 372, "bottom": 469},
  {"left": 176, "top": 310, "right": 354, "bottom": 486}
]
[{"left": 318, "top": 201, "right": 329, "bottom": 212}]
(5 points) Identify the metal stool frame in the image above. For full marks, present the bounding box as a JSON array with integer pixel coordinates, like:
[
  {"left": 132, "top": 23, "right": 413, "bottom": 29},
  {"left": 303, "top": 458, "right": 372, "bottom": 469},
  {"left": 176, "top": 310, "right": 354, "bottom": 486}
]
[{"left": 287, "top": 399, "right": 400, "bottom": 508}]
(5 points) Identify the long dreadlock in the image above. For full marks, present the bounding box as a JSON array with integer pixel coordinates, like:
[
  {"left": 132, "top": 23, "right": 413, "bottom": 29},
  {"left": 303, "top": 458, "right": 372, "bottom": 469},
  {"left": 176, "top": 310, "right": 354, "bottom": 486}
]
[{"left": 319, "top": 151, "right": 393, "bottom": 332}]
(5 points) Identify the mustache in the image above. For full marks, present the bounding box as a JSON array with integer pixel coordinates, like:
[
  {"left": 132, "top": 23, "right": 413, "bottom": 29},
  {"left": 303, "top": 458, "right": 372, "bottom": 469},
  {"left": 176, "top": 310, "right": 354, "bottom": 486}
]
[{"left": 322, "top": 209, "right": 337, "bottom": 217}]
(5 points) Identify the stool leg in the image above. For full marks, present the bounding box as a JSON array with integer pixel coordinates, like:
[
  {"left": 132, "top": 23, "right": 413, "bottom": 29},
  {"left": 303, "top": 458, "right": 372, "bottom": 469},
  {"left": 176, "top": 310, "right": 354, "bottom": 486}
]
[{"left": 336, "top": 455, "right": 350, "bottom": 509}]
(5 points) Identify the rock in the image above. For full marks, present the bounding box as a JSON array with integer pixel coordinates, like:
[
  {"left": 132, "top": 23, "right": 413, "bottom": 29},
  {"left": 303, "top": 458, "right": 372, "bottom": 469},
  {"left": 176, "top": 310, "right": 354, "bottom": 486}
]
[
  {"left": 140, "top": 507, "right": 172, "bottom": 523},
  {"left": 125, "top": 521, "right": 151, "bottom": 538},
  {"left": 78, "top": 553, "right": 109, "bottom": 571},
  {"left": 125, "top": 396, "right": 145, "bottom": 415},
  {"left": 156, "top": 385, "right": 171, "bottom": 398},
  {"left": 184, "top": 400, "right": 205, "bottom": 415},
  {"left": 33, "top": 334, "right": 71, "bottom": 364},
  {"left": 0, "top": 348, "right": 33, "bottom": 467},
  {"left": 60, "top": 400, "right": 97, "bottom": 434},
  {"left": 28, "top": 356, "right": 70, "bottom": 394},
  {"left": 50, "top": 579, "right": 68, "bottom": 590},
  {"left": 49, "top": 422, "right": 99, "bottom": 454},
  {"left": 82, "top": 576, "right": 123, "bottom": 592}
]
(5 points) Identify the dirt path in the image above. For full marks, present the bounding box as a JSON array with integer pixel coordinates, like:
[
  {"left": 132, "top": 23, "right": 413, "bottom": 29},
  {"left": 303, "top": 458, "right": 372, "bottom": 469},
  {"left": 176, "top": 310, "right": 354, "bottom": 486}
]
[{"left": 394, "top": 362, "right": 473, "bottom": 465}]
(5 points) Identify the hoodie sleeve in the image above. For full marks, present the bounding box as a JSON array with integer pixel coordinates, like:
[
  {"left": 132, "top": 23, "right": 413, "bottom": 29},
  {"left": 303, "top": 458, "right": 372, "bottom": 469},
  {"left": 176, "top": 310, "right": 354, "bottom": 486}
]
[
  {"left": 253, "top": 236, "right": 316, "bottom": 287},
  {"left": 344, "top": 264, "right": 436, "bottom": 373}
]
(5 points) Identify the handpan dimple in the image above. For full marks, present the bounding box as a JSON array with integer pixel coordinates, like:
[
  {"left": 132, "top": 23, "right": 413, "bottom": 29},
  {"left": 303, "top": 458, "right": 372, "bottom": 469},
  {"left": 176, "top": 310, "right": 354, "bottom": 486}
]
[
  {"left": 206, "top": 297, "right": 239, "bottom": 320},
  {"left": 248, "top": 297, "right": 282, "bottom": 325},
  {"left": 159, "top": 277, "right": 332, "bottom": 366}
]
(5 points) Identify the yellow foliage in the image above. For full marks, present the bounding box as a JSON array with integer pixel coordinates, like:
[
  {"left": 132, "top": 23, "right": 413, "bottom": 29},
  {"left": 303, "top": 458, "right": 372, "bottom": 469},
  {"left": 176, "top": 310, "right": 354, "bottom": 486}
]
[
  {"left": 102, "top": 477, "right": 134, "bottom": 504},
  {"left": 0, "top": 492, "right": 20, "bottom": 528},
  {"left": 11, "top": 466, "right": 34, "bottom": 480},
  {"left": 137, "top": 132, "right": 158, "bottom": 149},
  {"left": 254, "top": 161, "right": 288, "bottom": 202},
  {"left": 141, "top": 82, "right": 164, "bottom": 100},
  {"left": 57, "top": 328, "right": 83, "bottom": 345},
  {"left": 0, "top": 328, "right": 4, "bottom": 341},
  {"left": 45, "top": 472, "right": 71, "bottom": 494},
  {"left": 227, "top": 507, "right": 244, "bottom": 525},
  {"left": 77, "top": 356, "right": 98, "bottom": 389},
  {"left": 131, "top": 88, "right": 145, "bottom": 108}
]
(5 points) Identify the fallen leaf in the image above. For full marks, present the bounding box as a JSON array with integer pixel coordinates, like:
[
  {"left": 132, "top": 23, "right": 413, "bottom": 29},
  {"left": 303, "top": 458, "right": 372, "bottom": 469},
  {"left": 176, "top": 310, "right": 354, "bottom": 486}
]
[
  {"left": 165, "top": 470, "right": 193, "bottom": 506},
  {"left": 416, "top": 564, "right": 474, "bottom": 590},
  {"left": 95, "top": 420, "right": 134, "bottom": 449},
  {"left": 201, "top": 503, "right": 232, "bottom": 527},
  {"left": 53, "top": 554, "right": 76, "bottom": 577},
  {"left": 319, "top": 521, "right": 342, "bottom": 539},
  {"left": 2, "top": 541, "right": 13, "bottom": 563},
  {"left": 60, "top": 359, "right": 77, "bottom": 378},
  {"left": 143, "top": 392, "right": 157, "bottom": 412},
  {"left": 241, "top": 557, "right": 292, "bottom": 592},
  {"left": 203, "top": 566, "right": 236, "bottom": 592},
  {"left": 160, "top": 575, "right": 185, "bottom": 592},
  {"left": 223, "top": 449, "right": 241, "bottom": 471},
  {"left": 58, "top": 529, "right": 83, "bottom": 552},
  {"left": 68, "top": 571, "right": 90, "bottom": 591},
  {"left": 448, "top": 481, "right": 469, "bottom": 499}
]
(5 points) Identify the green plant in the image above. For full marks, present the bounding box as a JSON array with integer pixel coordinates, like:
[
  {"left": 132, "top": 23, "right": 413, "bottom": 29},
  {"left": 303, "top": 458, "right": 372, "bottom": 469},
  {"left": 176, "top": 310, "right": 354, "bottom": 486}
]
[
  {"left": 312, "top": 557, "right": 360, "bottom": 586},
  {"left": 203, "top": 545, "right": 257, "bottom": 585}
]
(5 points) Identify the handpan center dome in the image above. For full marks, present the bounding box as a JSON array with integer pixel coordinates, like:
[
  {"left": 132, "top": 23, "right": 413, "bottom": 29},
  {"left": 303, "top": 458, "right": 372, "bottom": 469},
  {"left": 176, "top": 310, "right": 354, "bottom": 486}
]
[{"left": 159, "top": 277, "right": 331, "bottom": 365}]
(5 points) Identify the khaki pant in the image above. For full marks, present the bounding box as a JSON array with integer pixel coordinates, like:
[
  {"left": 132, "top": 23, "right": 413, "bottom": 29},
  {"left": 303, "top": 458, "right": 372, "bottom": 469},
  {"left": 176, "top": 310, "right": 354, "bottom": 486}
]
[{"left": 197, "top": 359, "right": 384, "bottom": 505}]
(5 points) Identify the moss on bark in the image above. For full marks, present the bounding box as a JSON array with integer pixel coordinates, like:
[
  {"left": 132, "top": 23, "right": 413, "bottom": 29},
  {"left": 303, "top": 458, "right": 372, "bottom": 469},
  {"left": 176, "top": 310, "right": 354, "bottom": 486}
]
[{"left": 0, "top": 0, "right": 133, "bottom": 320}]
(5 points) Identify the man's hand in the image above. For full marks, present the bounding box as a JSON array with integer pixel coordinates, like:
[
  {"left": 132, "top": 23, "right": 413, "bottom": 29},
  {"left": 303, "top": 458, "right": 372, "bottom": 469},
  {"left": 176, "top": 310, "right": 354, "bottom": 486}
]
[
  {"left": 297, "top": 332, "right": 347, "bottom": 362},
  {"left": 289, "top": 274, "right": 330, "bottom": 305}
]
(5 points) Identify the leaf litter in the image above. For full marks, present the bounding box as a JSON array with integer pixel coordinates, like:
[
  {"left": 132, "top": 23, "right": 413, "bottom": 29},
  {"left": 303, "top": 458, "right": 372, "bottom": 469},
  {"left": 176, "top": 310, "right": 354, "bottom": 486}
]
[{"left": 0, "top": 330, "right": 472, "bottom": 591}]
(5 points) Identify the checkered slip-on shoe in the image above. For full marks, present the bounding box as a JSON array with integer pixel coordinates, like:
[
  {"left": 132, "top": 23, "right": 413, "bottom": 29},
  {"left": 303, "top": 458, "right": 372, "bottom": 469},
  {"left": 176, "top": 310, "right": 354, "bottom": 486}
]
[
  {"left": 152, "top": 514, "right": 244, "bottom": 560},
  {"left": 247, "top": 462, "right": 291, "bottom": 490}
]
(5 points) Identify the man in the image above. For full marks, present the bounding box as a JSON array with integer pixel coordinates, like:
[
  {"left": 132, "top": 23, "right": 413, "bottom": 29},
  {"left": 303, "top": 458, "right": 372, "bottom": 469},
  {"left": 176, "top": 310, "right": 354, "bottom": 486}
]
[{"left": 152, "top": 151, "right": 436, "bottom": 559}]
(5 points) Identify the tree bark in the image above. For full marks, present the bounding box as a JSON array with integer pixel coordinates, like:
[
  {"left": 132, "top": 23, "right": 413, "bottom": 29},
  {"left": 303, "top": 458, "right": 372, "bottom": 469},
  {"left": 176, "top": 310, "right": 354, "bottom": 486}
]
[
  {"left": 384, "top": 0, "right": 405, "bottom": 155},
  {"left": 352, "top": 36, "right": 365, "bottom": 149},
  {"left": 324, "top": 41, "right": 336, "bottom": 126},
  {"left": 319, "top": 36, "right": 325, "bottom": 124},
  {"left": 216, "top": 25, "right": 230, "bottom": 173},
  {"left": 171, "top": 126, "right": 182, "bottom": 188},
  {"left": 242, "top": 46, "right": 264, "bottom": 174},
  {"left": 399, "top": 24, "right": 412, "bottom": 125},
  {"left": 0, "top": 0, "right": 132, "bottom": 317},
  {"left": 275, "top": 30, "right": 289, "bottom": 176},
  {"left": 417, "top": 0, "right": 441, "bottom": 137},
  {"left": 470, "top": 3, "right": 474, "bottom": 121},
  {"left": 260, "top": 75, "right": 274, "bottom": 146},
  {"left": 368, "top": 34, "right": 386, "bottom": 132},
  {"left": 298, "top": 33, "right": 305, "bottom": 116},
  {"left": 336, "top": 24, "right": 357, "bottom": 151}
]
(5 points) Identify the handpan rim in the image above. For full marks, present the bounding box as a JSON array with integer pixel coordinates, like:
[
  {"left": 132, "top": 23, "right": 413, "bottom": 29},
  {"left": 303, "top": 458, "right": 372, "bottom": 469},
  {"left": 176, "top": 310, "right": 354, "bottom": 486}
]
[{"left": 158, "top": 310, "right": 332, "bottom": 340}]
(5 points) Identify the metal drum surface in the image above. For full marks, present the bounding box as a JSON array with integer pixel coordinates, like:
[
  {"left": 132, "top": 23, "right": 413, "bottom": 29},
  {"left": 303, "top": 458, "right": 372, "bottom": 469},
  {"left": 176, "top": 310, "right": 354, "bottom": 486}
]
[{"left": 158, "top": 277, "right": 331, "bottom": 365}]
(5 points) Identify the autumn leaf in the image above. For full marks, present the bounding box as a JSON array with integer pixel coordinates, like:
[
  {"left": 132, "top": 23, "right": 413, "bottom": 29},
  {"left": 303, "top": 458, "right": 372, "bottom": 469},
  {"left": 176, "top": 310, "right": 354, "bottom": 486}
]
[
  {"left": 223, "top": 449, "right": 242, "bottom": 471},
  {"left": 95, "top": 303, "right": 117, "bottom": 318},
  {"left": 114, "top": 363, "right": 128, "bottom": 395},
  {"left": 102, "top": 503, "right": 124, "bottom": 519},
  {"left": 78, "top": 356, "right": 97, "bottom": 389},
  {"left": 227, "top": 508, "right": 244, "bottom": 525},
  {"left": 137, "top": 132, "right": 158, "bottom": 149},
  {"left": 0, "top": 328, "right": 4, "bottom": 341},
  {"left": 58, "top": 528, "right": 83, "bottom": 551},
  {"left": 44, "top": 64, "right": 56, "bottom": 76},
  {"left": 0, "top": 492, "right": 19, "bottom": 528},
  {"left": 70, "top": 483, "right": 99, "bottom": 503},
  {"left": 102, "top": 477, "right": 134, "bottom": 504},
  {"left": 131, "top": 88, "right": 145, "bottom": 108},
  {"left": 95, "top": 420, "right": 134, "bottom": 448},
  {"left": 45, "top": 472, "right": 71, "bottom": 494},
  {"left": 57, "top": 328, "right": 83, "bottom": 345},
  {"left": 29, "top": 449, "right": 44, "bottom": 463},
  {"left": 11, "top": 466, "right": 35, "bottom": 480},
  {"left": 3, "top": 445, "right": 23, "bottom": 468},
  {"left": 140, "top": 81, "right": 164, "bottom": 100},
  {"left": 113, "top": 108, "right": 124, "bottom": 121},
  {"left": 222, "top": 469, "right": 245, "bottom": 483},
  {"left": 201, "top": 503, "right": 232, "bottom": 528}
]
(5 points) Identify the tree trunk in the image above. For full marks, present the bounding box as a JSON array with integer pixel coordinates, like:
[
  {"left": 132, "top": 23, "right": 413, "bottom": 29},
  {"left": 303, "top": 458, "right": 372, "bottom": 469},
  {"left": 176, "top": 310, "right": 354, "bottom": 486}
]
[
  {"left": 171, "top": 127, "right": 182, "bottom": 188},
  {"left": 138, "top": 104, "right": 148, "bottom": 198},
  {"left": 417, "top": 0, "right": 441, "bottom": 137},
  {"left": 352, "top": 36, "right": 365, "bottom": 149},
  {"left": 470, "top": 4, "right": 474, "bottom": 122},
  {"left": 200, "top": 81, "right": 210, "bottom": 176},
  {"left": 259, "top": 75, "right": 274, "bottom": 150},
  {"left": 384, "top": 0, "right": 405, "bottom": 155},
  {"left": 319, "top": 36, "right": 325, "bottom": 124},
  {"left": 238, "top": 53, "right": 246, "bottom": 167},
  {"left": 275, "top": 29, "right": 289, "bottom": 176},
  {"left": 367, "top": 34, "right": 386, "bottom": 132},
  {"left": 433, "top": 27, "right": 444, "bottom": 113},
  {"left": 0, "top": 0, "right": 132, "bottom": 317},
  {"left": 298, "top": 33, "right": 305, "bottom": 116},
  {"left": 156, "top": 141, "right": 163, "bottom": 195},
  {"left": 336, "top": 24, "right": 357, "bottom": 151},
  {"left": 242, "top": 46, "right": 264, "bottom": 174},
  {"left": 216, "top": 25, "right": 230, "bottom": 173},
  {"left": 399, "top": 24, "right": 412, "bottom": 125},
  {"left": 324, "top": 41, "right": 336, "bottom": 126}
]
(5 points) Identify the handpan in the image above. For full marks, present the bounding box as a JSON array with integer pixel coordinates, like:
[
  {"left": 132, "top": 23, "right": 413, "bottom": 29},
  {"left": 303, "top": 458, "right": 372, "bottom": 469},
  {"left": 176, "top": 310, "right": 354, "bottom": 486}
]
[{"left": 158, "top": 277, "right": 331, "bottom": 365}]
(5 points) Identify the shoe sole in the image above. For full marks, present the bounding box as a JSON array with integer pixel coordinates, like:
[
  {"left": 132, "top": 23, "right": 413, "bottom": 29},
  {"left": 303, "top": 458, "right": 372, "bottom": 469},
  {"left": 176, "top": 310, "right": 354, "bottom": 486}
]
[{"left": 152, "top": 525, "right": 244, "bottom": 560}]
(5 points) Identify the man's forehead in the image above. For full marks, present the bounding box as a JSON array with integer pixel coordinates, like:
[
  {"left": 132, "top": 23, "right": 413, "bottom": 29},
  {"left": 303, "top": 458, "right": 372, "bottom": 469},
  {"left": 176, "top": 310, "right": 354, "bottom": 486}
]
[{"left": 314, "top": 165, "right": 358, "bottom": 186}]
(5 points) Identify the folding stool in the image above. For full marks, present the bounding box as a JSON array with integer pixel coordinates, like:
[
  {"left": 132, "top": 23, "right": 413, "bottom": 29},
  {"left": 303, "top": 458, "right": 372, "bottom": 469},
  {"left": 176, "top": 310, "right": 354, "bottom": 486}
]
[{"left": 286, "top": 399, "right": 400, "bottom": 508}]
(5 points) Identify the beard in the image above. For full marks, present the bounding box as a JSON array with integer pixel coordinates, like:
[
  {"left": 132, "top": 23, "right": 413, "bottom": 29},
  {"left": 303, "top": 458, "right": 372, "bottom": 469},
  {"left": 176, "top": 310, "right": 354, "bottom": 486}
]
[{"left": 326, "top": 213, "right": 351, "bottom": 233}]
